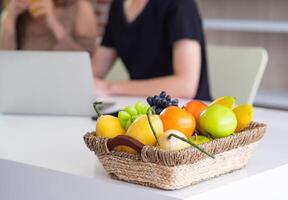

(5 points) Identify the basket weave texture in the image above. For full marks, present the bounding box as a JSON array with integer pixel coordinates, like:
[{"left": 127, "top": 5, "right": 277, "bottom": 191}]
[{"left": 84, "top": 122, "right": 266, "bottom": 190}]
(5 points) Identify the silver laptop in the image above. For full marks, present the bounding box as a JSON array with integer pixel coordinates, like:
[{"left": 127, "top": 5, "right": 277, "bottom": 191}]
[{"left": 0, "top": 51, "right": 101, "bottom": 116}]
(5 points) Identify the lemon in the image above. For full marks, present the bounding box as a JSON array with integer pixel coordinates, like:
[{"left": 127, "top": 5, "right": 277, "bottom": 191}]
[
  {"left": 210, "top": 96, "right": 236, "bottom": 109},
  {"left": 233, "top": 104, "right": 254, "bottom": 132},
  {"left": 96, "top": 115, "right": 125, "bottom": 138}
]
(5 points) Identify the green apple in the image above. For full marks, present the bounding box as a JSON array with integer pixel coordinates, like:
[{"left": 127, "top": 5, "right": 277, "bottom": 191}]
[
  {"left": 199, "top": 104, "right": 237, "bottom": 138},
  {"left": 189, "top": 135, "right": 211, "bottom": 145}
]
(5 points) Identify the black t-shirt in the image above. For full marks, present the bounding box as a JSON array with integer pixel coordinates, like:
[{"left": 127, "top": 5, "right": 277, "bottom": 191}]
[{"left": 101, "top": 0, "right": 210, "bottom": 100}]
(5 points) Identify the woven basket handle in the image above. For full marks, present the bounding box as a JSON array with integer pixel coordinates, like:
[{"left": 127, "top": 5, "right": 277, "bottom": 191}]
[{"left": 107, "top": 135, "right": 145, "bottom": 153}]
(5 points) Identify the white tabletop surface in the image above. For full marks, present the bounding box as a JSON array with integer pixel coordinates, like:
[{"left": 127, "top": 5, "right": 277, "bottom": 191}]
[{"left": 1, "top": 96, "right": 288, "bottom": 200}]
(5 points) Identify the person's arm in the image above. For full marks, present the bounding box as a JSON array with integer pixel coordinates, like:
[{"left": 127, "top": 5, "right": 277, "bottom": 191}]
[
  {"left": 0, "top": 11, "right": 17, "bottom": 49},
  {"left": 92, "top": 0, "right": 118, "bottom": 79},
  {"left": 68, "top": 0, "right": 98, "bottom": 54},
  {"left": 104, "top": 39, "right": 201, "bottom": 98},
  {"left": 0, "top": 0, "right": 30, "bottom": 49},
  {"left": 74, "top": 0, "right": 97, "bottom": 39},
  {"left": 91, "top": 46, "right": 118, "bottom": 95},
  {"left": 92, "top": 46, "right": 118, "bottom": 78}
]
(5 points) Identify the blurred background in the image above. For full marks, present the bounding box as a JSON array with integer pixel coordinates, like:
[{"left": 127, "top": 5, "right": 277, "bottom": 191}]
[{"left": 1, "top": 0, "right": 288, "bottom": 109}]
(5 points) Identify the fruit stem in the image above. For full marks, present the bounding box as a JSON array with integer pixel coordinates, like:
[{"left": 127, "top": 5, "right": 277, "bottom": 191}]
[
  {"left": 168, "top": 134, "right": 215, "bottom": 159},
  {"left": 93, "top": 102, "right": 102, "bottom": 118},
  {"left": 194, "top": 131, "right": 198, "bottom": 141},
  {"left": 146, "top": 107, "right": 160, "bottom": 146}
]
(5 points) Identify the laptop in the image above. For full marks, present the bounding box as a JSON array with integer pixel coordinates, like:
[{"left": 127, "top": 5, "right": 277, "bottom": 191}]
[{"left": 0, "top": 51, "right": 109, "bottom": 116}]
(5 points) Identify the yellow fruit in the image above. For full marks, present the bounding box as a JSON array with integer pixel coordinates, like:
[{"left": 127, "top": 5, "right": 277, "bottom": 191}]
[
  {"left": 96, "top": 115, "right": 125, "bottom": 138},
  {"left": 210, "top": 96, "right": 236, "bottom": 109},
  {"left": 126, "top": 115, "right": 164, "bottom": 146},
  {"left": 233, "top": 104, "right": 254, "bottom": 132},
  {"left": 30, "top": 0, "right": 42, "bottom": 17},
  {"left": 159, "top": 130, "right": 190, "bottom": 151}
]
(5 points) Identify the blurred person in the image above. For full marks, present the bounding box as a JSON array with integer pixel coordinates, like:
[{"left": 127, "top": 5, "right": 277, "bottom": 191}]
[
  {"left": 0, "top": 0, "right": 98, "bottom": 55},
  {"left": 92, "top": 0, "right": 210, "bottom": 100}
]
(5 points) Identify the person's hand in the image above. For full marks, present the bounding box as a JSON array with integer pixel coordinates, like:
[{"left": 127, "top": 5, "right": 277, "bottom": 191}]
[
  {"left": 29, "top": 0, "right": 55, "bottom": 21},
  {"left": 6, "top": 0, "right": 30, "bottom": 22},
  {"left": 94, "top": 78, "right": 111, "bottom": 96},
  {"left": 29, "top": 0, "right": 58, "bottom": 29},
  {"left": 29, "top": 0, "right": 67, "bottom": 41}
]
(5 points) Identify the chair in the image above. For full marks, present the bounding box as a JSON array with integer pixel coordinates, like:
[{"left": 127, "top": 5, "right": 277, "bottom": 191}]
[
  {"left": 208, "top": 46, "right": 268, "bottom": 104},
  {"left": 106, "top": 59, "right": 129, "bottom": 81}
]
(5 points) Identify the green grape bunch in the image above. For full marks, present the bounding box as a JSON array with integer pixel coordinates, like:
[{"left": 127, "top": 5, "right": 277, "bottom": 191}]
[{"left": 118, "top": 102, "right": 150, "bottom": 130}]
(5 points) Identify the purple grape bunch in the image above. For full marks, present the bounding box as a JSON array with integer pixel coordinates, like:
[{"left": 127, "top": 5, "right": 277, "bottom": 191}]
[{"left": 146, "top": 91, "right": 179, "bottom": 114}]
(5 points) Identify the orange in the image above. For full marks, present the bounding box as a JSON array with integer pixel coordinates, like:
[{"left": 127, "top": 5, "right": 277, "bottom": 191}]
[
  {"left": 184, "top": 100, "right": 208, "bottom": 123},
  {"left": 160, "top": 106, "right": 196, "bottom": 138}
]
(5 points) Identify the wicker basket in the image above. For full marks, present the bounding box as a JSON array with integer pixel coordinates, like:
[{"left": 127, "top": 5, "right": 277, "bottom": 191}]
[{"left": 84, "top": 122, "right": 266, "bottom": 190}]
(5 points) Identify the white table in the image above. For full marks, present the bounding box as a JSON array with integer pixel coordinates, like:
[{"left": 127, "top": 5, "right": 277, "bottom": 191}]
[{"left": 1, "top": 96, "right": 288, "bottom": 200}]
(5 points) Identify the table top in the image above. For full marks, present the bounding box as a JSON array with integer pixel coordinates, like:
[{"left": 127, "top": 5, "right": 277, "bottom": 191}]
[{"left": 1, "top": 96, "right": 288, "bottom": 199}]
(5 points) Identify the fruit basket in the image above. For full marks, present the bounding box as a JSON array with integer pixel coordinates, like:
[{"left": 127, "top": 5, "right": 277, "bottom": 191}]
[{"left": 84, "top": 121, "right": 266, "bottom": 190}]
